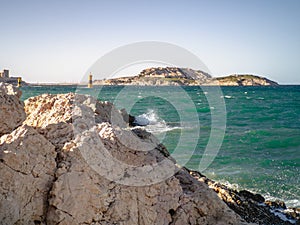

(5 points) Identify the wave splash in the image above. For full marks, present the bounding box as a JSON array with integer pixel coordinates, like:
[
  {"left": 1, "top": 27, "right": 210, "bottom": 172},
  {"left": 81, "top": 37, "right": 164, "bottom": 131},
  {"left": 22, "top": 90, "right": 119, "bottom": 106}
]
[{"left": 133, "top": 109, "right": 181, "bottom": 134}]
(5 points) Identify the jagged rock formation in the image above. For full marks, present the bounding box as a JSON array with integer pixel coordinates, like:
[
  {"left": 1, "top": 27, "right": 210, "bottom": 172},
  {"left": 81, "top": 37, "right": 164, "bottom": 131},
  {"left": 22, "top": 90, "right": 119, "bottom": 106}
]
[
  {"left": 94, "top": 67, "right": 279, "bottom": 86},
  {"left": 0, "top": 82, "right": 298, "bottom": 225},
  {"left": 0, "top": 83, "right": 26, "bottom": 136}
]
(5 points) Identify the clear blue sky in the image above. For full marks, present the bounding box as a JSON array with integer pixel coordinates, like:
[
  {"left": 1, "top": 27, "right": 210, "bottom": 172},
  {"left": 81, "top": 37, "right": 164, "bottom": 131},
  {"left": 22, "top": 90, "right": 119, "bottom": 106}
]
[{"left": 1, "top": 0, "right": 300, "bottom": 84}]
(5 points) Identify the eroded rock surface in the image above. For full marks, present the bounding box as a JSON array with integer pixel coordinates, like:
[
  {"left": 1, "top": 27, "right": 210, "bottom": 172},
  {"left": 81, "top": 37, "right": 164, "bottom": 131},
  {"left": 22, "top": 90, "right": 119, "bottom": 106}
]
[
  {"left": 0, "top": 83, "right": 26, "bottom": 136},
  {"left": 0, "top": 125, "right": 56, "bottom": 225}
]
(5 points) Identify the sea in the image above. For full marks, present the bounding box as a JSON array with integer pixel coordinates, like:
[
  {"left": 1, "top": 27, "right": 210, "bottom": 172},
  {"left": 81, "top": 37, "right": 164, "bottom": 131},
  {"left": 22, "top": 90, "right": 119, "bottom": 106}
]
[{"left": 20, "top": 85, "right": 300, "bottom": 208}]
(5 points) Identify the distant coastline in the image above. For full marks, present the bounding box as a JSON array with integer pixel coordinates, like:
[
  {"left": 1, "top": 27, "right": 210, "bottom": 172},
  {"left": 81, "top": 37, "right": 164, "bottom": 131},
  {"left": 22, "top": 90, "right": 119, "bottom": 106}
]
[
  {"left": 10, "top": 67, "right": 280, "bottom": 87},
  {"left": 28, "top": 82, "right": 79, "bottom": 86},
  {"left": 93, "top": 67, "right": 279, "bottom": 86}
]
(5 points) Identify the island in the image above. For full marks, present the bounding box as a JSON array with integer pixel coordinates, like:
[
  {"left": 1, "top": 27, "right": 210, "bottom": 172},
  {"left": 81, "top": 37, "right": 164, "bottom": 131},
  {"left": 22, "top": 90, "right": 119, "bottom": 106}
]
[{"left": 94, "top": 67, "right": 279, "bottom": 86}]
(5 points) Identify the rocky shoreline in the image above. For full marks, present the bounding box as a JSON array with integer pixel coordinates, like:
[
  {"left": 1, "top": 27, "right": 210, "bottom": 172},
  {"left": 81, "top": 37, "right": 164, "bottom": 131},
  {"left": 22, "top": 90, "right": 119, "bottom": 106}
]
[{"left": 0, "top": 82, "right": 298, "bottom": 225}]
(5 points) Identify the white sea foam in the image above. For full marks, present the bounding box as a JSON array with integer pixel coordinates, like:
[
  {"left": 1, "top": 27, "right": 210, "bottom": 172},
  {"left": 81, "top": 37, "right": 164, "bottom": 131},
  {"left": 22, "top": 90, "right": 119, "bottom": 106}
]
[
  {"left": 134, "top": 109, "right": 181, "bottom": 134},
  {"left": 285, "top": 199, "right": 300, "bottom": 208},
  {"left": 218, "top": 180, "right": 240, "bottom": 190},
  {"left": 259, "top": 192, "right": 300, "bottom": 209},
  {"left": 220, "top": 95, "right": 234, "bottom": 99}
]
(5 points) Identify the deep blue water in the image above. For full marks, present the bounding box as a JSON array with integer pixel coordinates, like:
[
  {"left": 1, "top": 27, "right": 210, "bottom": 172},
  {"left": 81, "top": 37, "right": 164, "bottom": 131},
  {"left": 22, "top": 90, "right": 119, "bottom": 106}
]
[{"left": 20, "top": 85, "right": 300, "bottom": 207}]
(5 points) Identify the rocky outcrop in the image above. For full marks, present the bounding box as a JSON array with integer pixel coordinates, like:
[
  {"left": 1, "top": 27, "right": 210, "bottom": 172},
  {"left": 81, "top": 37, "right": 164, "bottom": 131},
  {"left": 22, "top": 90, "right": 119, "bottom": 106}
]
[
  {"left": 23, "top": 93, "right": 247, "bottom": 225},
  {"left": 138, "top": 67, "right": 212, "bottom": 82},
  {"left": 0, "top": 83, "right": 297, "bottom": 225},
  {"left": 0, "top": 83, "right": 26, "bottom": 136},
  {"left": 93, "top": 67, "right": 279, "bottom": 86}
]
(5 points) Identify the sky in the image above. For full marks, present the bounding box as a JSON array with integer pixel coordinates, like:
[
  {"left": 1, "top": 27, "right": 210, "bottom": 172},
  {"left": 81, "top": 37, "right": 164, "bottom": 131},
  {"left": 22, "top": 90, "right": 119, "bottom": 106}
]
[{"left": 0, "top": 0, "right": 300, "bottom": 84}]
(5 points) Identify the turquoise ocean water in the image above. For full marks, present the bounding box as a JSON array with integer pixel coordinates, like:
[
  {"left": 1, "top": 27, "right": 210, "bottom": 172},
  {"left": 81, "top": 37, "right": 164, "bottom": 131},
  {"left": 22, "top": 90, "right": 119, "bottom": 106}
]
[{"left": 20, "top": 85, "right": 300, "bottom": 208}]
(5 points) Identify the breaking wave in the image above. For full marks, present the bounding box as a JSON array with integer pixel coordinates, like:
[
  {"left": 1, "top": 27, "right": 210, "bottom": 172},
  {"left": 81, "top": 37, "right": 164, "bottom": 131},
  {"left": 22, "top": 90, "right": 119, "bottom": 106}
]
[{"left": 134, "top": 109, "right": 181, "bottom": 134}]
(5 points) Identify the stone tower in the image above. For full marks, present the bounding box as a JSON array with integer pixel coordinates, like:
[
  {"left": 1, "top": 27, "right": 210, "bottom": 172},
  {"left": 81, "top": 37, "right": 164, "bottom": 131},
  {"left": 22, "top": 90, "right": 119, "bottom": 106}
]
[{"left": 2, "top": 69, "right": 9, "bottom": 78}]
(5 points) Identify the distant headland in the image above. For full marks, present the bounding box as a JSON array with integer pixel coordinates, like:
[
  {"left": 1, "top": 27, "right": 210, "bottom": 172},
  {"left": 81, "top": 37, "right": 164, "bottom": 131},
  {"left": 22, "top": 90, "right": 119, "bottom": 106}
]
[
  {"left": 94, "top": 67, "right": 279, "bottom": 86},
  {"left": 1, "top": 67, "right": 279, "bottom": 87}
]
